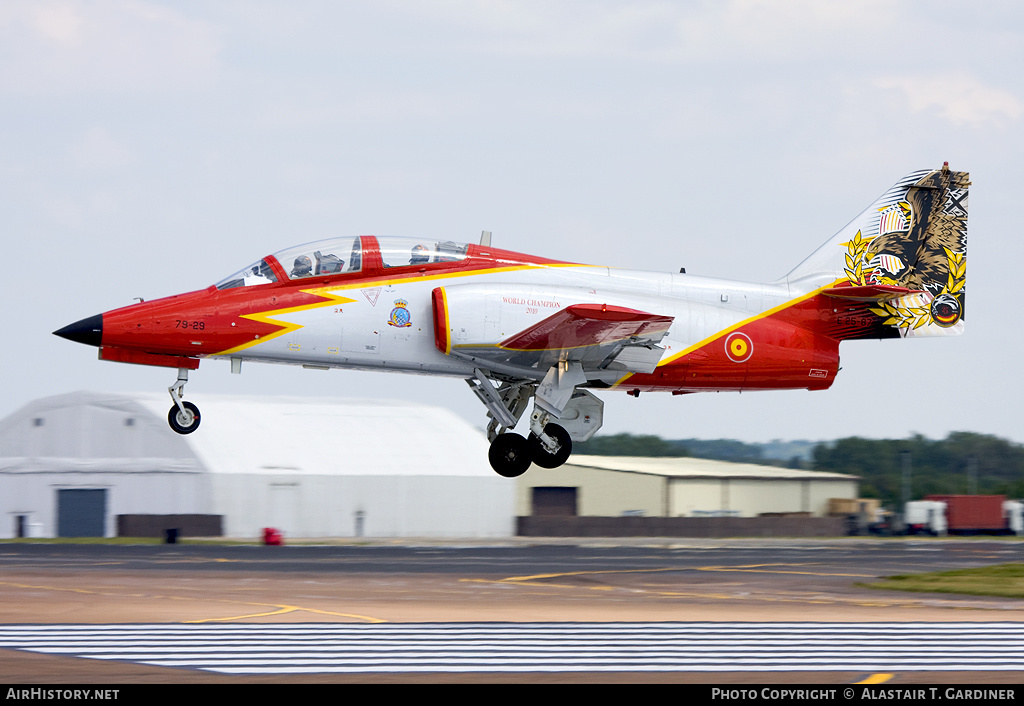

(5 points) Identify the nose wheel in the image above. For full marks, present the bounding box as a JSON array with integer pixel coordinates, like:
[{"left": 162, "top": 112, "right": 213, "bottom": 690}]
[
  {"left": 167, "top": 367, "right": 201, "bottom": 435},
  {"left": 168, "top": 401, "right": 201, "bottom": 434}
]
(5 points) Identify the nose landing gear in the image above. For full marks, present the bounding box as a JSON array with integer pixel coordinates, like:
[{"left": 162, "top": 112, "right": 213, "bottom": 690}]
[
  {"left": 168, "top": 401, "right": 201, "bottom": 434},
  {"left": 167, "top": 367, "right": 201, "bottom": 434}
]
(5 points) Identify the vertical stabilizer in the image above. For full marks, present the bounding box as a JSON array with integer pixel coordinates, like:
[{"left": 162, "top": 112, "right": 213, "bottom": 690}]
[{"left": 786, "top": 165, "right": 969, "bottom": 337}]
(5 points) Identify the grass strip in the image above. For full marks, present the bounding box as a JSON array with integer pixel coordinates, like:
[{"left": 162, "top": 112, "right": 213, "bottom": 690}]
[{"left": 862, "top": 562, "right": 1024, "bottom": 598}]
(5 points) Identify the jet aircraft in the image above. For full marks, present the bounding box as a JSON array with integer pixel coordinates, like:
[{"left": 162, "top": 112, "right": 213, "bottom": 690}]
[{"left": 55, "top": 165, "right": 969, "bottom": 477}]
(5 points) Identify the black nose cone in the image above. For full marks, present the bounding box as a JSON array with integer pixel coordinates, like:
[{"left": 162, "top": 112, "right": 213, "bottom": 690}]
[{"left": 54, "top": 314, "right": 103, "bottom": 347}]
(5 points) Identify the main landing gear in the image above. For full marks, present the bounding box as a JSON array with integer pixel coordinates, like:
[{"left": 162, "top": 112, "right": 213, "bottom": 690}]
[
  {"left": 468, "top": 368, "right": 603, "bottom": 478},
  {"left": 167, "top": 367, "right": 201, "bottom": 434},
  {"left": 487, "top": 432, "right": 534, "bottom": 478},
  {"left": 530, "top": 423, "right": 573, "bottom": 469},
  {"left": 485, "top": 425, "right": 572, "bottom": 478}
]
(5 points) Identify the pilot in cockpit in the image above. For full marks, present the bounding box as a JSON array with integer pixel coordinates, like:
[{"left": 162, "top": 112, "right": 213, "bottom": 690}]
[
  {"left": 410, "top": 244, "right": 430, "bottom": 266},
  {"left": 243, "top": 265, "right": 272, "bottom": 286},
  {"left": 291, "top": 255, "right": 313, "bottom": 278}
]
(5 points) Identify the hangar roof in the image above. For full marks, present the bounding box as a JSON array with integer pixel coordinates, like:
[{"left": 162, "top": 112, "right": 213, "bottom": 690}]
[
  {"left": 0, "top": 391, "right": 491, "bottom": 477},
  {"left": 564, "top": 455, "right": 858, "bottom": 481}
]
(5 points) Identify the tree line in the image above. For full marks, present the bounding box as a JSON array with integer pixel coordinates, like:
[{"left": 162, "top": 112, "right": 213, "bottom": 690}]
[{"left": 573, "top": 432, "right": 1024, "bottom": 508}]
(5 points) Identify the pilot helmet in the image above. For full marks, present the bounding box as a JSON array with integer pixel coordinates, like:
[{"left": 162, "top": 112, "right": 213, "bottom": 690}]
[
  {"left": 410, "top": 244, "right": 430, "bottom": 265},
  {"left": 292, "top": 255, "right": 312, "bottom": 277}
]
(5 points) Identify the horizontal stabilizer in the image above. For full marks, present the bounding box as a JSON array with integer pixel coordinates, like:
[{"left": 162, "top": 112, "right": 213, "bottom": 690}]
[{"left": 822, "top": 284, "right": 924, "bottom": 302}]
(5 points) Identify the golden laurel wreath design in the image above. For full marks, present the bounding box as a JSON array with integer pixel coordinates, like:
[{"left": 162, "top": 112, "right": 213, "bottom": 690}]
[
  {"left": 869, "top": 247, "right": 965, "bottom": 330},
  {"left": 843, "top": 230, "right": 870, "bottom": 286}
]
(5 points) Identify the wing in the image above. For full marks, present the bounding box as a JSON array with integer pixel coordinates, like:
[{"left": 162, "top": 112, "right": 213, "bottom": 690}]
[
  {"left": 434, "top": 285, "right": 673, "bottom": 378},
  {"left": 498, "top": 303, "right": 672, "bottom": 374}
]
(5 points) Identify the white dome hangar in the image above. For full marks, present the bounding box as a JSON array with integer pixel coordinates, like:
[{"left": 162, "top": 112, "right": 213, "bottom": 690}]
[{"left": 0, "top": 391, "right": 512, "bottom": 539}]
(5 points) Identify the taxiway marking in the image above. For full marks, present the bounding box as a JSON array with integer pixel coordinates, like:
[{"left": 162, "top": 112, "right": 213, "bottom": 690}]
[
  {"left": 697, "top": 563, "right": 876, "bottom": 578},
  {"left": 857, "top": 673, "right": 895, "bottom": 684},
  {"left": 0, "top": 580, "right": 386, "bottom": 625}
]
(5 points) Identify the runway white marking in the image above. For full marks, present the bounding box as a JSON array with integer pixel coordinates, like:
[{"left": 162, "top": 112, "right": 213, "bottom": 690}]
[{"left": 2, "top": 623, "right": 1023, "bottom": 674}]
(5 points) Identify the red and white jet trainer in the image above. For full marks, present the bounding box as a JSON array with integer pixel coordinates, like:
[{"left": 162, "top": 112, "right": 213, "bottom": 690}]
[{"left": 55, "top": 165, "right": 969, "bottom": 477}]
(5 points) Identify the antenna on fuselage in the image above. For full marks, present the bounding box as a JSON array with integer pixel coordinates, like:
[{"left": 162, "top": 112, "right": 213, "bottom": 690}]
[{"left": 479, "top": 230, "right": 492, "bottom": 247}]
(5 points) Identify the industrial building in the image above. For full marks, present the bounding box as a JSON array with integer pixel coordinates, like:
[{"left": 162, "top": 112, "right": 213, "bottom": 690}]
[
  {"left": 515, "top": 455, "right": 858, "bottom": 537},
  {"left": 0, "top": 391, "right": 512, "bottom": 539},
  {"left": 517, "top": 455, "right": 858, "bottom": 518}
]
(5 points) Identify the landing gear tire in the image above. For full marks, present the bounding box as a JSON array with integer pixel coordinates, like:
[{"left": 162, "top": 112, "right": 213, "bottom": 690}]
[
  {"left": 168, "top": 401, "right": 201, "bottom": 435},
  {"left": 488, "top": 433, "right": 532, "bottom": 478},
  {"left": 529, "top": 423, "right": 572, "bottom": 469}
]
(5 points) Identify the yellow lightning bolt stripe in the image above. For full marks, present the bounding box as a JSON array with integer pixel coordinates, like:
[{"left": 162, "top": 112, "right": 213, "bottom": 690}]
[
  {"left": 611, "top": 278, "right": 847, "bottom": 388},
  {"left": 214, "top": 262, "right": 595, "bottom": 357},
  {"left": 323, "top": 261, "right": 589, "bottom": 292},
  {"left": 214, "top": 287, "right": 358, "bottom": 356}
]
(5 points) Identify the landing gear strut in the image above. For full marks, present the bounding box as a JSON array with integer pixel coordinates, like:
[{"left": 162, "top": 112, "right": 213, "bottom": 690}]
[
  {"left": 469, "top": 368, "right": 591, "bottom": 477},
  {"left": 167, "top": 367, "right": 201, "bottom": 434},
  {"left": 529, "top": 423, "right": 572, "bottom": 469}
]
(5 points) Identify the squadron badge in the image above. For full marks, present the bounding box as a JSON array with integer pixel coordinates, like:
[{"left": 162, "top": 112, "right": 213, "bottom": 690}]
[{"left": 388, "top": 299, "right": 412, "bottom": 327}]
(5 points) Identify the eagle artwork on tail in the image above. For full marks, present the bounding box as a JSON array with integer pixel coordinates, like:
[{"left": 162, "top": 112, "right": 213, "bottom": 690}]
[{"left": 839, "top": 165, "right": 969, "bottom": 335}]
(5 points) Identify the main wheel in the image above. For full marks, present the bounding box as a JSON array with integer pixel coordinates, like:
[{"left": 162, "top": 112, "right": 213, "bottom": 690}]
[
  {"left": 529, "top": 423, "right": 572, "bottom": 469},
  {"left": 488, "top": 433, "right": 532, "bottom": 478},
  {"left": 167, "top": 401, "right": 201, "bottom": 435}
]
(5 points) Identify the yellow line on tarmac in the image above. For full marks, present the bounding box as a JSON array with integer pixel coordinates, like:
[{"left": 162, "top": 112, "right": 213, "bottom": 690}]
[
  {"left": 185, "top": 604, "right": 385, "bottom": 624},
  {"left": 857, "top": 673, "right": 895, "bottom": 684},
  {"left": 0, "top": 580, "right": 386, "bottom": 624},
  {"left": 459, "top": 574, "right": 1011, "bottom": 611},
  {"left": 697, "top": 563, "right": 876, "bottom": 578},
  {"left": 149, "top": 558, "right": 239, "bottom": 564},
  {"left": 187, "top": 606, "right": 301, "bottom": 622},
  {"left": 485, "top": 563, "right": 874, "bottom": 583},
  {"left": 498, "top": 568, "right": 681, "bottom": 582},
  {"left": 459, "top": 578, "right": 741, "bottom": 601},
  {"left": 0, "top": 580, "right": 123, "bottom": 597},
  {"left": 459, "top": 567, "right": 960, "bottom": 610}
]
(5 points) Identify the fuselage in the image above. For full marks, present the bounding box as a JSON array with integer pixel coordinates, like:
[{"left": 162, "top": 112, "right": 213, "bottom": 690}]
[
  {"left": 69, "top": 235, "right": 842, "bottom": 394},
  {"left": 50, "top": 166, "right": 970, "bottom": 477}
]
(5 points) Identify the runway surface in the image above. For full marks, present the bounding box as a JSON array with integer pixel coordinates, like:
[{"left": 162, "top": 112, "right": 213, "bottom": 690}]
[
  {"left": 2, "top": 538, "right": 1023, "bottom": 682},
  {"left": 3, "top": 622, "right": 1024, "bottom": 675}
]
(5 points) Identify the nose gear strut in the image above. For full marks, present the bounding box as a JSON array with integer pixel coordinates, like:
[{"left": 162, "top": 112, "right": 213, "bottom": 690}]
[{"left": 167, "top": 367, "right": 201, "bottom": 434}]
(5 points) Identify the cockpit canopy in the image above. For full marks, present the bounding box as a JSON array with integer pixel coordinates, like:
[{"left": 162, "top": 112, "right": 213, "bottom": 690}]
[
  {"left": 377, "top": 236, "right": 468, "bottom": 268},
  {"left": 214, "top": 257, "right": 280, "bottom": 290},
  {"left": 273, "top": 236, "right": 364, "bottom": 280},
  {"left": 214, "top": 236, "right": 470, "bottom": 290}
]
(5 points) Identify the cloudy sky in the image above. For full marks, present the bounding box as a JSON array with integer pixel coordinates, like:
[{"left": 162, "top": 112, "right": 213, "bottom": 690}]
[{"left": 3, "top": 1, "right": 1022, "bottom": 445}]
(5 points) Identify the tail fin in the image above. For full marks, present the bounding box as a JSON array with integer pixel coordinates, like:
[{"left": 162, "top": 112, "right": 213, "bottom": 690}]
[{"left": 785, "top": 164, "right": 969, "bottom": 337}]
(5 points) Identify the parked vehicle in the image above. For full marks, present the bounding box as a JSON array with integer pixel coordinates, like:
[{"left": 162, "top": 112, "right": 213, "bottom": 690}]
[
  {"left": 904, "top": 500, "right": 947, "bottom": 535},
  {"left": 917, "top": 495, "right": 1021, "bottom": 536}
]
